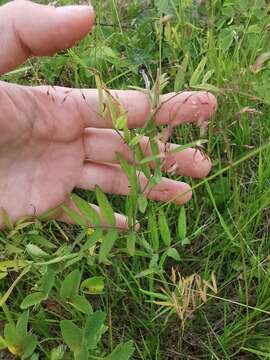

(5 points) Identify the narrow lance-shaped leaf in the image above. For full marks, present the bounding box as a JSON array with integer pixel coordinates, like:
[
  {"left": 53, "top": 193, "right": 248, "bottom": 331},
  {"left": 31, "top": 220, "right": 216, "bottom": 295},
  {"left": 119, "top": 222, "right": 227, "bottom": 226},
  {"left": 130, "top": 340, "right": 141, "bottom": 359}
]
[
  {"left": 170, "top": 139, "right": 208, "bottom": 155},
  {"left": 99, "top": 230, "right": 118, "bottom": 263},
  {"left": 94, "top": 73, "right": 105, "bottom": 117},
  {"left": 134, "top": 142, "right": 152, "bottom": 178},
  {"left": 117, "top": 154, "right": 138, "bottom": 195},
  {"left": 128, "top": 134, "right": 144, "bottom": 147},
  {"left": 115, "top": 112, "right": 127, "bottom": 130},
  {"left": 105, "top": 89, "right": 118, "bottom": 126},
  {"left": 138, "top": 194, "right": 148, "bottom": 214},
  {"left": 190, "top": 57, "right": 207, "bottom": 86},
  {"left": 95, "top": 186, "right": 116, "bottom": 227},
  {"left": 61, "top": 205, "right": 87, "bottom": 227},
  {"left": 127, "top": 232, "right": 136, "bottom": 256},
  {"left": 150, "top": 138, "right": 161, "bottom": 168},
  {"left": 178, "top": 206, "right": 187, "bottom": 241},
  {"left": 71, "top": 194, "right": 100, "bottom": 227},
  {"left": 158, "top": 211, "right": 171, "bottom": 246},
  {"left": 148, "top": 212, "right": 159, "bottom": 252},
  {"left": 139, "top": 154, "right": 162, "bottom": 165}
]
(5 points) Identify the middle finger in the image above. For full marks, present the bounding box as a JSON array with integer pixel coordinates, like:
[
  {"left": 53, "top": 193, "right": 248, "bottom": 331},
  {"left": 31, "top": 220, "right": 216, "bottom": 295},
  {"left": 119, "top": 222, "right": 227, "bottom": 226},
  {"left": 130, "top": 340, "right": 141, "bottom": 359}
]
[{"left": 83, "top": 128, "right": 212, "bottom": 178}]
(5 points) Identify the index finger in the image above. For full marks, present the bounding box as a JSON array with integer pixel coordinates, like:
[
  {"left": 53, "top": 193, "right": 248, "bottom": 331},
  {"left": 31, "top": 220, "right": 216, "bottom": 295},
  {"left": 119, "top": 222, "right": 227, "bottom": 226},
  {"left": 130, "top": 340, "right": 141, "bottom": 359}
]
[{"left": 41, "top": 87, "right": 217, "bottom": 129}]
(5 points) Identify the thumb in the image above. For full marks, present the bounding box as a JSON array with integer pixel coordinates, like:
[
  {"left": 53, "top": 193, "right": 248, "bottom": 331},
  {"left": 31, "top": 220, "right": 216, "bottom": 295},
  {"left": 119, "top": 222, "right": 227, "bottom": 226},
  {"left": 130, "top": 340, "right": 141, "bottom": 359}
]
[{"left": 0, "top": 0, "right": 95, "bottom": 75}]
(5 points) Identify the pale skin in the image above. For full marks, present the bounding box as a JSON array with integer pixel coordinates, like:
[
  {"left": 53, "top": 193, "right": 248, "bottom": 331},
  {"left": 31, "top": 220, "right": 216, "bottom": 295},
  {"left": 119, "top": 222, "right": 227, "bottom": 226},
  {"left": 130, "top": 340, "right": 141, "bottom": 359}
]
[{"left": 0, "top": 0, "right": 217, "bottom": 230}]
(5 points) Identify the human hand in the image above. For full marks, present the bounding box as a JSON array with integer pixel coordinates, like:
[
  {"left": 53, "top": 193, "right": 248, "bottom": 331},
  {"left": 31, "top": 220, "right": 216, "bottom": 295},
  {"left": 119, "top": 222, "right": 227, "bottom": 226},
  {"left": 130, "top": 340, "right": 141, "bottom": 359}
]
[{"left": 0, "top": 0, "right": 217, "bottom": 230}]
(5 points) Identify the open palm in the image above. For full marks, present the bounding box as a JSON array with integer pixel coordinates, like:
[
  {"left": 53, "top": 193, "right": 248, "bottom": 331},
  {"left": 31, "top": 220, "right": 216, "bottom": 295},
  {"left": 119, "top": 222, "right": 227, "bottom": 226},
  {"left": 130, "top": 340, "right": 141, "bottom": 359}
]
[{"left": 0, "top": 1, "right": 217, "bottom": 229}]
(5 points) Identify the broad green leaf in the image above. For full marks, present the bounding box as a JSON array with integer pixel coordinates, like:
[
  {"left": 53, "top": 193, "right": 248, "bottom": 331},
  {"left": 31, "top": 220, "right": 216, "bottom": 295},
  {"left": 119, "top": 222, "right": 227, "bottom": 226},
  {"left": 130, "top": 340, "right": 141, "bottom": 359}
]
[
  {"left": 16, "top": 311, "right": 29, "bottom": 339},
  {"left": 80, "top": 277, "right": 105, "bottom": 295},
  {"left": 69, "top": 294, "right": 92, "bottom": 315},
  {"left": 22, "top": 334, "right": 37, "bottom": 359},
  {"left": 99, "top": 230, "right": 118, "bottom": 263},
  {"left": 60, "top": 320, "right": 82, "bottom": 354},
  {"left": 154, "top": 0, "right": 174, "bottom": 16},
  {"left": 158, "top": 211, "right": 171, "bottom": 246},
  {"left": 84, "top": 311, "right": 106, "bottom": 350},
  {"left": 4, "top": 323, "right": 18, "bottom": 348},
  {"left": 60, "top": 269, "right": 81, "bottom": 300},
  {"left": 95, "top": 186, "right": 116, "bottom": 227},
  {"left": 106, "top": 341, "right": 134, "bottom": 360},
  {"left": 178, "top": 207, "right": 187, "bottom": 241},
  {"left": 71, "top": 194, "right": 100, "bottom": 227},
  {"left": 41, "top": 268, "right": 55, "bottom": 297},
  {"left": 77, "top": 343, "right": 88, "bottom": 360},
  {"left": 20, "top": 292, "right": 46, "bottom": 309},
  {"left": 26, "top": 244, "right": 49, "bottom": 258},
  {"left": 218, "top": 26, "right": 237, "bottom": 52},
  {"left": 167, "top": 248, "right": 180, "bottom": 261}
]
